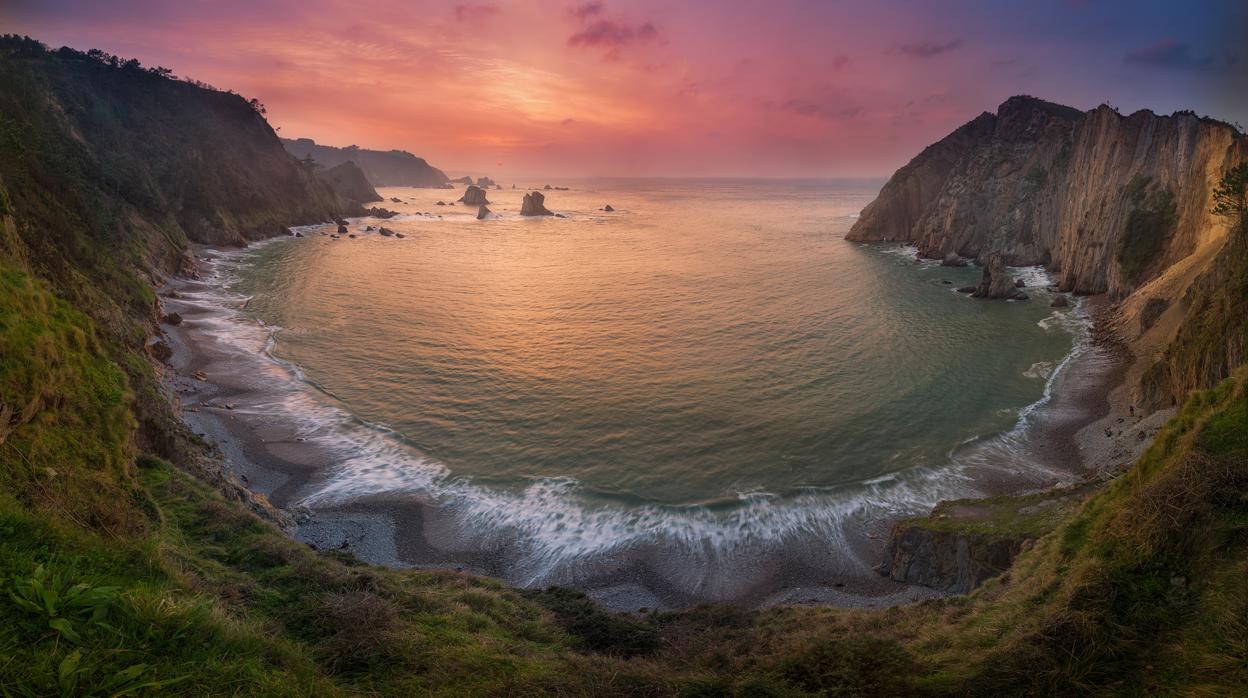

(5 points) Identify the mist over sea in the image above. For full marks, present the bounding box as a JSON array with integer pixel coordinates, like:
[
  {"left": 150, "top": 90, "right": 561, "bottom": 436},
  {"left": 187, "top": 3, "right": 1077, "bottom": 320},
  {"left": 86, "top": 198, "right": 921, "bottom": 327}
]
[{"left": 204, "top": 178, "right": 1087, "bottom": 603}]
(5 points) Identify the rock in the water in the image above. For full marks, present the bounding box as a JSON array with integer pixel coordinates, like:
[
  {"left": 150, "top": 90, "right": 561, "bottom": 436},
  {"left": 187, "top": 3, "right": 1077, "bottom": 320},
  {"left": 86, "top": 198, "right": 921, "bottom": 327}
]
[
  {"left": 335, "top": 218, "right": 348, "bottom": 226},
  {"left": 379, "top": 227, "right": 395, "bottom": 237},
  {"left": 452, "top": 175, "right": 473, "bottom": 185},
  {"left": 477, "top": 205, "right": 491, "bottom": 220},
  {"left": 476, "top": 176, "right": 496, "bottom": 188},
  {"left": 364, "top": 207, "right": 399, "bottom": 218},
  {"left": 337, "top": 224, "right": 348, "bottom": 234},
  {"left": 162, "top": 312, "right": 183, "bottom": 326},
  {"left": 940, "top": 252, "right": 968, "bottom": 267},
  {"left": 395, "top": 232, "right": 405, "bottom": 239},
  {"left": 436, "top": 201, "right": 446, "bottom": 206},
  {"left": 543, "top": 184, "right": 553, "bottom": 190},
  {"left": 957, "top": 286, "right": 977, "bottom": 293},
  {"left": 459, "top": 185, "right": 490, "bottom": 206},
  {"left": 1050, "top": 294, "right": 1070, "bottom": 308},
  {"left": 348, "top": 233, "right": 356, "bottom": 239},
  {"left": 1014, "top": 278, "right": 1026, "bottom": 288},
  {"left": 390, "top": 197, "right": 402, "bottom": 203},
  {"left": 972, "top": 255, "right": 1028, "bottom": 300},
  {"left": 520, "top": 191, "right": 554, "bottom": 216},
  {"left": 603, "top": 204, "right": 615, "bottom": 212}
]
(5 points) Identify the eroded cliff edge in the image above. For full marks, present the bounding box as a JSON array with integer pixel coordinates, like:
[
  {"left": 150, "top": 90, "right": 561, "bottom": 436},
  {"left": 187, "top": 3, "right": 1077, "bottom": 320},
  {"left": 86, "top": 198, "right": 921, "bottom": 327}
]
[{"left": 850, "top": 95, "right": 1247, "bottom": 409}]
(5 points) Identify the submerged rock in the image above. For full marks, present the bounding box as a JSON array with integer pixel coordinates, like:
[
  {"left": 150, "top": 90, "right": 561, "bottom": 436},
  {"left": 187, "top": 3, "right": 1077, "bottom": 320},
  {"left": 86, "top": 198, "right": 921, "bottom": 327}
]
[
  {"left": 972, "top": 255, "right": 1028, "bottom": 300},
  {"left": 520, "top": 191, "right": 554, "bottom": 216},
  {"left": 459, "top": 185, "right": 490, "bottom": 206}
]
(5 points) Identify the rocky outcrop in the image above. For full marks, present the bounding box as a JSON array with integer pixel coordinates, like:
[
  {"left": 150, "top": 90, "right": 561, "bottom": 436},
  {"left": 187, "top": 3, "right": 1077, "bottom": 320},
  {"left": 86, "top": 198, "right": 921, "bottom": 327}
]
[
  {"left": 459, "top": 185, "right": 489, "bottom": 206},
  {"left": 972, "top": 255, "right": 1027, "bottom": 300},
  {"left": 476, "top": 176, "right": 496, "bottom": 188},
  {"left": 880, "top": 525, "right": 1029, "bottom": 594},
  {"left": 283, "top": 137, "right": 450, "bottom": 188},
  {"left": 848, "top": 96, "right": 1246, "bottom": 298},
  {"left": 452, "top": 176, "right": 473, "bottom": 185},
  {"left": 879, "top": 485, "right": 1093, "bottom": 593},
  {"left": 940, "top": 252, "right": 967, "bottom": 267},
  {"left": 477, "top": 205, "right": 491, "bottom": 220},
  {"left": 315, "top": 161, "right": 380, "bottom": 207},
  {"left": 520, "top": 191, "right": 554, "bottom": 216}
]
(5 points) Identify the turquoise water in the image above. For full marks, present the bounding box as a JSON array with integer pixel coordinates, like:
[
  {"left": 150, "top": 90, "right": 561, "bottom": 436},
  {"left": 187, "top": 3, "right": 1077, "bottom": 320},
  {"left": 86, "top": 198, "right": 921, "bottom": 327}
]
[{"left": 218, "top": 178, "right": 1083, "bottom": 597}]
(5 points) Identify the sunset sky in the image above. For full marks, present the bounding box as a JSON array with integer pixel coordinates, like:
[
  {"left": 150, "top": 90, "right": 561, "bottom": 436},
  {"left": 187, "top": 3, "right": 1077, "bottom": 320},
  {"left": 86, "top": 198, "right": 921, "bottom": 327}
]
[{"left": 5, "top": 0, "right": 1246, "bottom": 177}]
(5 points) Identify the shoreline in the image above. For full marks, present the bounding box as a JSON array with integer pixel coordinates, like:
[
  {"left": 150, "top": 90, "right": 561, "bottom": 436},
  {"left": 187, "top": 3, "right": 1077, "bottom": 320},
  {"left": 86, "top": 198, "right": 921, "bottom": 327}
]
[{"left": 158, "top": 239, "right": 1143, "bottom": 612}]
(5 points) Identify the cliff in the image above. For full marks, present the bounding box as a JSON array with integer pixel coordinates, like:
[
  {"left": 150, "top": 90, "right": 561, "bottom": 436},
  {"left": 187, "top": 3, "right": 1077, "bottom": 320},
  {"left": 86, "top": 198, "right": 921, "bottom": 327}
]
[
  {"left": 849, "top": 96, "right": 1246, "bottom": 297},
  {"left": 282, "top": 137, "right": 450, "bottom": 187},
  {"left": 315, "top": 161, "right": 381, "bottom": 206}
]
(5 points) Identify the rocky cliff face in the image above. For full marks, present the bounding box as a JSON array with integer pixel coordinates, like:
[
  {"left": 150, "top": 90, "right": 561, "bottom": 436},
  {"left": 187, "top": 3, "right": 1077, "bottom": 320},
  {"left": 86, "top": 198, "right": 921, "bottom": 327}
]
[
  {"left": 316, "top": 161, "right": 381, "bottom": 207},
  {"left": 848, "top": 96, "right": 1246, "bottom": 298},
  {"left": 282, "top": 137, "right": 449, "bottom": 188},
  {"left": 0, "top": 43, "right": 348, "bottom": 255}
]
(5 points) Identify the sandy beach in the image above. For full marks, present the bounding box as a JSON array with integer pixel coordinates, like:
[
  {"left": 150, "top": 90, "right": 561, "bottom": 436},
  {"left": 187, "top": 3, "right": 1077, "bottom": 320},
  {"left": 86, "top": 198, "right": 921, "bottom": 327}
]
[{"left": 158, "top": 242, "right": 1147, "bottom": 612}]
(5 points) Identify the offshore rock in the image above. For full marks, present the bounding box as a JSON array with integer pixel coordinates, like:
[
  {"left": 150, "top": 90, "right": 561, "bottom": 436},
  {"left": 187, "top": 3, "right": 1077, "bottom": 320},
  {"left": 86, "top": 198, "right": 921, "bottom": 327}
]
[
  {"left": 941, "top": 252, "right": 968, "bottom": 267},
  {"left": 972, "top": 255, "right": 1028, "bottom": 300},
  {"left": 459, "top": 185, "right": 489, "bottom": 206},
  {"left": 477, "top": 205, "right": 491, "bottom": 220},
  {"left": 520, "top": 191, "right": 554, "bottom": 216}
]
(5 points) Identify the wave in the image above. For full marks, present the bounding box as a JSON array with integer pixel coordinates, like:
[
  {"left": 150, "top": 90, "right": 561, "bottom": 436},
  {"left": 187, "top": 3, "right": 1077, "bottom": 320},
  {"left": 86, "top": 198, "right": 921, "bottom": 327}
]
[{"left": 182, "top": 238, "right": 1092, "bottom": 599}]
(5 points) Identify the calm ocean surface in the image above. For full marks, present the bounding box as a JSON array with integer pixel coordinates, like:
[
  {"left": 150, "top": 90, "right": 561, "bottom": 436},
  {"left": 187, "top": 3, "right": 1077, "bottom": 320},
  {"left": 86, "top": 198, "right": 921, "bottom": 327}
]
[{"left": 216, "top": 178, "right": 1084, "bottom": 596}]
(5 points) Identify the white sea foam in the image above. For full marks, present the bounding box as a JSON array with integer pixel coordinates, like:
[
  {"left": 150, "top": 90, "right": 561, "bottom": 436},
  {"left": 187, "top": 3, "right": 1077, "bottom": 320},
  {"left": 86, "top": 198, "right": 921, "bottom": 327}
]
[{"left": 180, "top": 239, "right": 1093, "bottom": 596}]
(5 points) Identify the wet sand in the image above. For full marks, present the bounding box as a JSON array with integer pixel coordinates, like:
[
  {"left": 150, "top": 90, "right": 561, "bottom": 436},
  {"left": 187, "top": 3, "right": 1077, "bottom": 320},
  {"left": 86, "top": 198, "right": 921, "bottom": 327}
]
[{"left": 159, "top": 243, "right": 1136, "bottom": 611}]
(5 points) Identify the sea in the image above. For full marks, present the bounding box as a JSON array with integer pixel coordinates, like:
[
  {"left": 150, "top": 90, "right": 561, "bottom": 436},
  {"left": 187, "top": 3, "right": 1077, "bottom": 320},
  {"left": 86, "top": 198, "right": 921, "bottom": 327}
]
[{"left": 195, "top": 178, "right": 1091, "bottom": 604}]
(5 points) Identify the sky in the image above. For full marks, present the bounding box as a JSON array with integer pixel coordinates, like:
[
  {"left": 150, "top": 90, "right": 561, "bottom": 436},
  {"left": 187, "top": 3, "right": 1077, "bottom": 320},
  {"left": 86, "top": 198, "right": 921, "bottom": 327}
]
[{"left": 3, "top": 0, "right": 1246, "bottom": 178}]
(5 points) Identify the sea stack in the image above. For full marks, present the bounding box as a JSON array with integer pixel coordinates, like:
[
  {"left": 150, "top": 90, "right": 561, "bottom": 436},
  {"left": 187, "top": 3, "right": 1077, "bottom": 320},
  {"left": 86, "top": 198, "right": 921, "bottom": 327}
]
[
  {"left": 972, "top": 255, "right": 1028, "bottom": 300},
  {"left": 520, "top": 191, "right": 554, "bottom": 216},
  {"left": 477, "top": 205, "right": 491, "bottom": 220},
  {"left": 459, "top": 185, "right": 489, "bottom": 206}
]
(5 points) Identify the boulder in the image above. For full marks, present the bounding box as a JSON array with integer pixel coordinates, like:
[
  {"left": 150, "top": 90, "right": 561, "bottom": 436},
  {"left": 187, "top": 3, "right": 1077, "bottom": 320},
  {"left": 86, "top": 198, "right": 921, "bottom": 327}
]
[
  {"left": 162, "top": 312, "right": 183, "bottom": 326},
  {"left": 364, "top": 207, "right": 399, "bottom": 218},
  {"left": 148, "top": 339, "right": 172, "bottom": 362},
  {"left": 436, "top": 201, "right": 446, "bottom": 206},
  {"left": 395, "top": 232, "right": 406, "bottom": 239},
  {"left": 940, "top": 252, "right": 967, "bottom": 267},
  {"left": 972, "top": 255, "right": 1028, "bottom": 300},
  {"left": 390, "top": 197, "right": 402, "bottom": 203},
  {"left": 520, "top": 191, "right": 554, "bottom": 216},
  {"left": 1050, "top": 294, "right": 1070, "bottom": 308},
  {"left": 458, "top": 185, "right": 490, "bottom": 206},
  {"left": 603, "top": 204, "right": 615, "bottom": 212},
  {"left": 337, "top": 224, "right": 348, "bottom": 234},
  {"left": 1015, "top": 278, "right": 1026, "bottom": 288},
  {"left": 379, "top": 227, "right": 395, "bottom": 237},
  {"left": 477, "top": 205, "right": 491, "bottom": 220}
]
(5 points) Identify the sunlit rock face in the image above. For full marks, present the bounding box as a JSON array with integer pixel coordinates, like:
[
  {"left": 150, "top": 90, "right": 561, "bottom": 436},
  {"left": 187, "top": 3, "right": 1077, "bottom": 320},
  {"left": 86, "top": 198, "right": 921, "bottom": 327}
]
[{"left": 848, "top": 95, "right": 1246, "bottom": 297}]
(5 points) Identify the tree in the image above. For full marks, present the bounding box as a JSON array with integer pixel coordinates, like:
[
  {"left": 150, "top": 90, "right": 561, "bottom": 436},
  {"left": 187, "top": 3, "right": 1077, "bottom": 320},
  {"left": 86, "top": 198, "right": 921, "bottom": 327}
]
[{"left": 1211, "top": 163, "right": 1248, "bottom": 229}]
